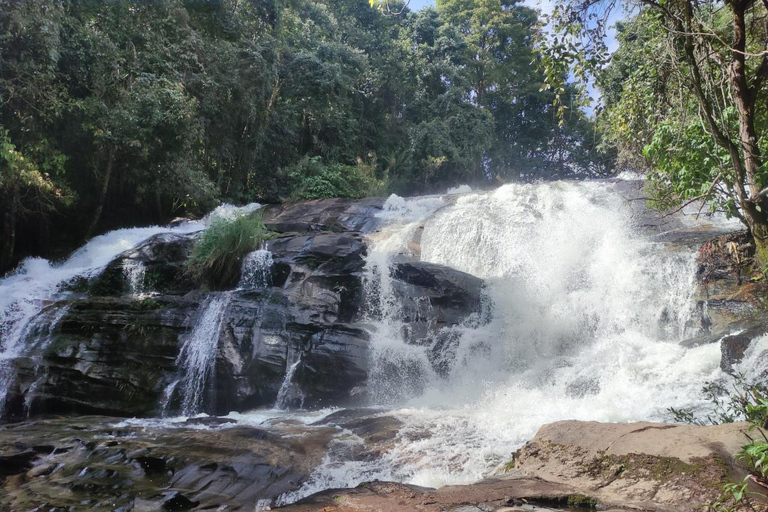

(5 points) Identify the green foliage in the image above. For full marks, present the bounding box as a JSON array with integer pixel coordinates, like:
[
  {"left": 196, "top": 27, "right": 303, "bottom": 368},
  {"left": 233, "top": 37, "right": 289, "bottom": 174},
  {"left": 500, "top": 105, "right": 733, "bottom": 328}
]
[
  {"left": 0, "top": 0, "right": 610, "bottom": 270},
  {"left": 185, "top": 215, "right": 268, "bottom": 289},
  {"left": 286, "top": 156, "right": 387, "bottom": 200},
  {"left": 670, "top": 376, "right": 768, "bottom": 510},
  {"left": 668, "top": 375, "right": 768, "bottom": 427},
  {"left": 589, "top": 1, "right": 768, "bottom": 253}
]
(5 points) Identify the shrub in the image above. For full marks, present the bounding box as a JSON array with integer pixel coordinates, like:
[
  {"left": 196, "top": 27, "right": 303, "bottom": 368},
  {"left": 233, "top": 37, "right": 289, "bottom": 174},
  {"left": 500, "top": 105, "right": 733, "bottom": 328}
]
[
  {"left": 672, "top": 376, "right": 768, "bottom": 510},
  {"left": 185, "top": 214, "right": 267, "bottom": 289},
  {"left": 286, "top": 156, "right": 387, "bottom": 201}
]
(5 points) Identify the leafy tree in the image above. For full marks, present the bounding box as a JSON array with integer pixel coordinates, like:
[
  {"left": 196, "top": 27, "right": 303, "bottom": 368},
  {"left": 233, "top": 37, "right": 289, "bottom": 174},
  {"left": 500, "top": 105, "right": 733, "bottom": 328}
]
[
  {"left": 552, "top": 0, "right": 768, "bottom": 262},
  {"left": 0, "top": 130, "right": 66, "bottom": 269},
  {"left": 0, "top": 0, "right": 610, "bottom": 272}
]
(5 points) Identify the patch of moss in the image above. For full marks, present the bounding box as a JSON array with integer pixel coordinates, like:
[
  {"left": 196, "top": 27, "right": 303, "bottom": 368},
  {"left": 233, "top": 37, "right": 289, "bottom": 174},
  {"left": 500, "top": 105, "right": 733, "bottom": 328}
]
[
  {"left": 566, "top": 494, "right": 597, "bottom": 508},
  {"left": 129, "top": 298, "right": 163, "bottom": 311}
]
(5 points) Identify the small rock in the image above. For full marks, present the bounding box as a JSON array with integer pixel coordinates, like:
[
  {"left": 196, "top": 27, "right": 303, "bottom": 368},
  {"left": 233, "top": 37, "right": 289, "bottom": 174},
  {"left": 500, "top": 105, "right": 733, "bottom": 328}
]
[
  {"left": 134, "top": 456, "right": 167, "bottom": 473},
  {"left": 721, "top": 332, "right": 753, "bottom": 372},
  {"left": 26, "top": 463, "right": 56, "bottom": 478},
  {"left": 162, "top": 491, "right": 200, "bottom": 511},
  {"left": 183, "top": 417, "right": 237, "bottom": 427}
]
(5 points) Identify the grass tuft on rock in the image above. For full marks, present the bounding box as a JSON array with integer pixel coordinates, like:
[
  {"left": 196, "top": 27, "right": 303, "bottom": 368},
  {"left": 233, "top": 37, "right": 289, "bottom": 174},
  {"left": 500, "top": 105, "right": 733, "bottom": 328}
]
[{"left": 186, "top": 215, "right": 268, "bottom": 289}]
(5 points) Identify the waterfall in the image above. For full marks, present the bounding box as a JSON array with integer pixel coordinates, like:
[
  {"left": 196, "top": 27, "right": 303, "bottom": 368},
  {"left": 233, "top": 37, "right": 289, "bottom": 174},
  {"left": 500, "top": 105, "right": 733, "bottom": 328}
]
[
  {"left": 122, "top": 260, "right": 147, "bottom": 295},
  {"left": 274, "top": 360, "right": 302, "bottom": 410},
  {"left": 0, "top": 202, "right": 259, "bottom": 417},
  {"left": 363, "top": 194, "right": 449, "bottom": 404},
  {"left": 239, "top": 247, "right": 273, "bottom": 290},
  {"left": 173, "top": 293, "right": 231, "bottom": 416},
  {"left": 361, "top": 181, "right": 731, "bottom": 488}
]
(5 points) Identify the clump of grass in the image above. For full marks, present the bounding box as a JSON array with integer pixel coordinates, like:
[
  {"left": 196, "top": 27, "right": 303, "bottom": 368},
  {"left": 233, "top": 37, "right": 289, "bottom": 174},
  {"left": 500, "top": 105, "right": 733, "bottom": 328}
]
[{"left": 185, "top": 214, "right": 267, "bottom": 289}]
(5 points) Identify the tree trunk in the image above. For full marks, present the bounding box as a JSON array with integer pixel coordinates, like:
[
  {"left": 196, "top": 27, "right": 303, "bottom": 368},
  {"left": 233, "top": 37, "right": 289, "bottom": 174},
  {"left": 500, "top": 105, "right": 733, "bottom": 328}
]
[
  {"left": 731, "top": 1, "right": 768, "bottom": 264},
  {"left": 155, "top": 181, "right": 163, "bottom": 223},
  {"left": 1, "top": 186, "right": 19, "bottom": 273},
  {"left": 85, "top": 148, "right": 114, "bottom": 240}
]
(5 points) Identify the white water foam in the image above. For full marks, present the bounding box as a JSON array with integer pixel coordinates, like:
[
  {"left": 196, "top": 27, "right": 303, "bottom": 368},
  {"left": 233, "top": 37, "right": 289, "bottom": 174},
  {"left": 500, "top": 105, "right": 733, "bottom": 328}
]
[
  {"left": 239, "top": 248, "right": 273, "bottom": 290},
  {"left": 358, "top": 181, "right": 730, "bottom": 488},
  {"left": 446, "top": 184, "right": 473, "bottom": 195}
]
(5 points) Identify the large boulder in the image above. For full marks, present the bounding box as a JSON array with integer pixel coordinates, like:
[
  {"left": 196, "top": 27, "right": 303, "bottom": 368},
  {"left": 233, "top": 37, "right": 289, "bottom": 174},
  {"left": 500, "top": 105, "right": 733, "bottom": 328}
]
[
  {"left": 263, "top": 197, "right": 385, "bottom": 234},
  {"left": 5, "top": 295, "right": 199, "bottom": 420},
  {"left": 3, "top": 198, "right": 490, "bottom": 420},
  {"left": 514, "top": 420, "right": 759, "bottom": 512},
  {"left": 391, "top": 260, "right": 487, "bottom": 329}
]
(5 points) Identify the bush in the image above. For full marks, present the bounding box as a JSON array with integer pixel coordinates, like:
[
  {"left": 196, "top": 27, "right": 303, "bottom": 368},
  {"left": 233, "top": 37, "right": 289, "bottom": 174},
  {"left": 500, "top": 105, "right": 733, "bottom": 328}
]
[
  {"left": 286, "top": 156, "right": 387, "bottom": 201},
  {"left": 185, "top": 214, "right": 267, "bottom": 289},
  {"left": 672, "top": 376, "right": 768, "bottom": 510}
]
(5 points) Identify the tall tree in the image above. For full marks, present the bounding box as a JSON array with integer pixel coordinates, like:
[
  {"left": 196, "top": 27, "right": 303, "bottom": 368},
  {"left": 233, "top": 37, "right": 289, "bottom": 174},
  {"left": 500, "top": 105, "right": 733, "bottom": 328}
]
[{"left": 551, "top": 0, "right": 768, "bottom": 261}]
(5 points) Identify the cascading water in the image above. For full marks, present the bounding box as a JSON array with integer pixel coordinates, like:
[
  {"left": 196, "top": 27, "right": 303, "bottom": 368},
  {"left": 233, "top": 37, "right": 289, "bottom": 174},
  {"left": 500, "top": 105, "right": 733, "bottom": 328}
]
[
  {"left": 274, "top": 360, "right": 302, "bottom": 410},
  {"left": 357, "top": 180, "right": 730, "bottom": 488},
  {"left": 239, "top": 247, "right": 273, "bottom": 290},
  {"left": 0, "top": 202, "right": 260, "bottom": 417},
  {"left": 172, "top": 293, "right": 232, "bottom": 416},
  {"left": 363, "top": 194, "right": 449, "bottom": 404},
  {"left": 122, "top": 259, "right": 147, "bottom": 296}
]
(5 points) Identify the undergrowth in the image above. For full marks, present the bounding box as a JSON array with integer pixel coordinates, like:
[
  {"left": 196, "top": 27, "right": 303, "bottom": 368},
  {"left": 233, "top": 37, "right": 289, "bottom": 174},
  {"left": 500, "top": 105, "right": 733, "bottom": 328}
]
[
  {"left": 285, "top": 156, "right": 387, "bottom": 200},
  {"left": 673, "top": 376, "right": 768, "bottom": 511},
  {"left": 185, "top": 214, "right": 270, "bottom": 289}
]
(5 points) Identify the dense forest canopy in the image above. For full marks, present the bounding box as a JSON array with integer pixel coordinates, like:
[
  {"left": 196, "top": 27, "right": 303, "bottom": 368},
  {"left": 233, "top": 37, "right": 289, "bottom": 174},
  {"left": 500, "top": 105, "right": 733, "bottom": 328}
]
[{"left": 0, "top": 0, "right": 610, "bottom": 272}]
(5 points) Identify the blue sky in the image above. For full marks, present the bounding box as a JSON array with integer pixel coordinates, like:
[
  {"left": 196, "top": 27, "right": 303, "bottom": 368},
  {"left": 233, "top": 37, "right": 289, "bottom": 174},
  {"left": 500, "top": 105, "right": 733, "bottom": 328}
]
[{"left": 409, "top": 0, "right": 435, "bottom": 9}]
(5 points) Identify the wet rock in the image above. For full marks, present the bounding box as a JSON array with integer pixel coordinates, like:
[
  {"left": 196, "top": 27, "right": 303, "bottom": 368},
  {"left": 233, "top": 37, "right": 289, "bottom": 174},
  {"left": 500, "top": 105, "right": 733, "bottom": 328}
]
[
  {"left": 182, "top": 416, "right": 237, "bottom": 427},
  {"left": 263, "top": 197, "right": 385, "bottom": 233},
  {"left": 721, "top": 331, "right": 756, "bottom": 372},
  {"left": 313, "top": 409, "right": 403, "bottom": 446},
  {"left": 0, "top": 417, "right": 337, "bottom": 512},
  {"left": 90, "top": 232, "right": 198, "bottom": 296},
  {"left": 4, "top": 197, "right": 488, "bottom": 419},
  {"left": 5, "top": 295, "right": 199, "bottom": 419},
  {"left": 26, "top": 462, "right": 56, "bottom": 478},
  {"left": 211, "top": 291, "right": 370, "bottom": 412},
  {"left": 162, "top": 491, "right": 199, "bottom": 511},
  {"left": 391, "top": 261, "right": 487, "bottom": 330},
  {"left": 0, "top": 451, "right": 37, "bottom": 477}
]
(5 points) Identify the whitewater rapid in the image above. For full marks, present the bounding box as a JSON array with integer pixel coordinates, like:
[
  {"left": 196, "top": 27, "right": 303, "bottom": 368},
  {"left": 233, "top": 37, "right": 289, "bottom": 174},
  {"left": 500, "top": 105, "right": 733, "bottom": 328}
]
[{"left": 337, "top": 180, "right": 736, "bottom": 488}]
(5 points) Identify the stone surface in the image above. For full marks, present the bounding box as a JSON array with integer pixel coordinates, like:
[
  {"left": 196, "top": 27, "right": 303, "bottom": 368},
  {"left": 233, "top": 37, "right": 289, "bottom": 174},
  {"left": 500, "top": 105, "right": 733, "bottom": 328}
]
[
  {"left": 0, "top": 416, "right": 338, "bottom": 512},
  {"left": 3, "top": 198, "right": 489, "bottom": 420},
  {"left": 514, "top": 420, "right": 761, "bottom": 512},
  {"left": 263, "top": 197, "right": 386, "bottom": 233},
  {"left": 274, "top": 477, "right": 630, "bottom": 512}
]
